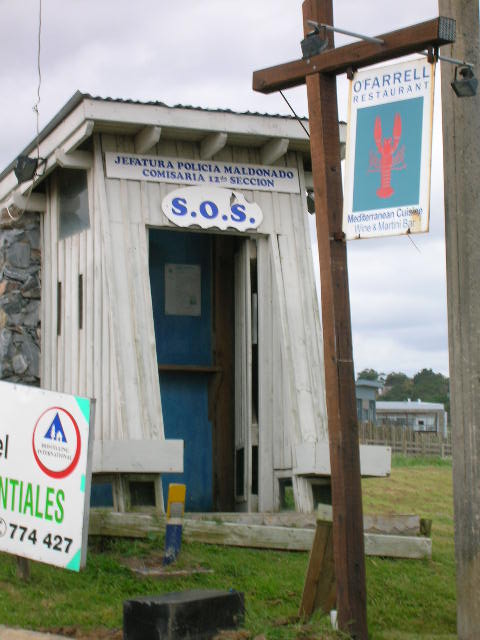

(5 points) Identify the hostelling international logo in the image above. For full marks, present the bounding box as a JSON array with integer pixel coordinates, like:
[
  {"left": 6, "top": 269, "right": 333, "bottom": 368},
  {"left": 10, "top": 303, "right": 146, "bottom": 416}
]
[{"left": 32, "top": 407, "right": 81, "bottom": 478}]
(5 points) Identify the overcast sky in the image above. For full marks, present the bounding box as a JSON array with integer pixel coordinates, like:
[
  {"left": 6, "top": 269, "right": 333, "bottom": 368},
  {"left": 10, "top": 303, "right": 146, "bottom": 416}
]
[{"left": 0, "top": 0, "right": 449, "bottom": 377}]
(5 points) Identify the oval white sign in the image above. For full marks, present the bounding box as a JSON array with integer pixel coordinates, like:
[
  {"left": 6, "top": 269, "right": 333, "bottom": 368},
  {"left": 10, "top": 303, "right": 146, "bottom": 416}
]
[{"left": 162, "top": 186, "right": 263, "bottom": 232}]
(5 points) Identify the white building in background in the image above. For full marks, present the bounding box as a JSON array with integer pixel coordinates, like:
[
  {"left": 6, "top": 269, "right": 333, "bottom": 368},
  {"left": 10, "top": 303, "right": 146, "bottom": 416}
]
[{"left": 376, "top": 400, "right": 448, "bottom": 437}]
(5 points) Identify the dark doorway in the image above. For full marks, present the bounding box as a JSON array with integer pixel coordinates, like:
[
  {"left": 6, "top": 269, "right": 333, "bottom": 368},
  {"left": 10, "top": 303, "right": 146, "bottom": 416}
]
[{"left": 149, "top": 229, "right": 236, "bottom": 511}]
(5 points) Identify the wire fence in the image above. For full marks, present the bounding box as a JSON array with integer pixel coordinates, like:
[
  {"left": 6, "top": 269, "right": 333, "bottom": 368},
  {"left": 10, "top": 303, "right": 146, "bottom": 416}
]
[{"left": 359, "top": 422, "right": 452, "bottom": 457}]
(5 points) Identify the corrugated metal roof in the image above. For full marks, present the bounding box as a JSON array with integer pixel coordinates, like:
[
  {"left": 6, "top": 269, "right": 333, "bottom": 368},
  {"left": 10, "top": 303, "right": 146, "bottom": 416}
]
[
  {"left": 376, "top": 401, "right": 445, "bottom": 412},
  {"left": 0, "top": 91, "right": 315, "bottom": 182},
  {"left": 81, "top": 92, "right": 310, "bottom": 121},
  {"left": 356, "top": 379, "right": 383, "bottom": 388}
]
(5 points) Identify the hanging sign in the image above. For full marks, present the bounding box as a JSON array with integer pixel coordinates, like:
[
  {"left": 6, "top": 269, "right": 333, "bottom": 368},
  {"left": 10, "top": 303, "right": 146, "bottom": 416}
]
[
  {"left": 0, "top": 381, "right": 94, "bottom": 571},
  {"left": 342, "top": 57, "right": 435, "bottom": 240},
  {"left": 105, "top": 152, "right": 299, "bottom": 194},
  {"left": 162, "top": 186, "right": 263, "bottom": 232}
]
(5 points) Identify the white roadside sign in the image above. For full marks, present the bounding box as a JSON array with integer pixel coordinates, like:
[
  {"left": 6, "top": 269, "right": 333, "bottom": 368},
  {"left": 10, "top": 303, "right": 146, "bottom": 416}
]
[
  {"left": 0, "top": 382, "right": 94, "bottom": 571},
  {"left": 342, "top": 57, "right": 435, "bottom": 240},
  {"left": 105, "top": 152, "right": 300, "bottom": 194}
]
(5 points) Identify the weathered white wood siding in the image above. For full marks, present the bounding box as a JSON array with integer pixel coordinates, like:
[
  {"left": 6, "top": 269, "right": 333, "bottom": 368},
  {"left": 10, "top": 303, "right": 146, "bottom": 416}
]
[
  {"left": 257, "top": 155, "right": 328, "bottom": 511},
  {"left": 41, "top": 163, "right": 123, "bottom": 443},
  {"left": 234, "top": 240, "right": 252, "bottom": 509},
  {"left": 41, "top": 129, "right": 328, "bottom": 512}
]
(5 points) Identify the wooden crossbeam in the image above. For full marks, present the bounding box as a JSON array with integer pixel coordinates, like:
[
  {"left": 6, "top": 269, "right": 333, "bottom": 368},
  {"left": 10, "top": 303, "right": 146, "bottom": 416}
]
[{"left": 253, "top": 16, "right": 455, "bottom": 93}]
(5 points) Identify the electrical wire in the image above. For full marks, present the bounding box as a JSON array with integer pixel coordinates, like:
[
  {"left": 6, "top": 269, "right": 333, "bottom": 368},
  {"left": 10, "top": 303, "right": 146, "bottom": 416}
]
[
  {"left": 33, "top": 0, "right": 42, "bottom": 162},
  {"left": 406, "top": 231, "right": 421, "bottom": 252},
  {"left": 279, "top": 90, "right": 310, "bottom": 138},
  {"left": 8, "top": 0, "right": 43, "bottom": 223}
]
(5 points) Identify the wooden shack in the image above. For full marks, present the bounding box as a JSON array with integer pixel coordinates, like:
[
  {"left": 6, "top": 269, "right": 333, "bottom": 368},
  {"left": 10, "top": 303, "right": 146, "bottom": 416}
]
[{"left": 0, "top": 92, "right": 390, "bottom": 514}]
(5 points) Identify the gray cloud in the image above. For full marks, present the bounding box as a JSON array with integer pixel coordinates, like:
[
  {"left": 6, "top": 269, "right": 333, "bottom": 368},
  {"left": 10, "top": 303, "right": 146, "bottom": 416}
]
[{"left": 1, "top": 0, "right": 448, "bottom": 375}]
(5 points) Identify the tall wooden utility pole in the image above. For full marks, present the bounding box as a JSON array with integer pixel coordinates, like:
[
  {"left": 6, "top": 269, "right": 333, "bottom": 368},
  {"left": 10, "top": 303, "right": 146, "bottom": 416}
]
[
  {"left": 253, "top": 3, "right": 455, "bottom": 638},
  {"left": 439, "top": 1, "right": 480, "bottom": 636}
]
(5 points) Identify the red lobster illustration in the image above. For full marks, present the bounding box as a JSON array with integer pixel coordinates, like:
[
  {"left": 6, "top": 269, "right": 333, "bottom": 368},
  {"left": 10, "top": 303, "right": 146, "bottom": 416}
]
[{"left": 369, "top": 113, "right": 406, "bottom": 199}]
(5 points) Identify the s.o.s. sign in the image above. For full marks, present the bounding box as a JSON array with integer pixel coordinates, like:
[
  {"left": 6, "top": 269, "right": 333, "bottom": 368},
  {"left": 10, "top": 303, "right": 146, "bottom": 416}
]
[{"left": 162, "top": 186, "right": 263, "bottom": 232}]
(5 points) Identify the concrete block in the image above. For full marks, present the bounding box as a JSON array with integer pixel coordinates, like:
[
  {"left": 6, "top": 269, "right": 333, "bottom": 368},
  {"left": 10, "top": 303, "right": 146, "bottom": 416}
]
[{"left": 123, "top": 589, "right": 244, "bottom": 640}]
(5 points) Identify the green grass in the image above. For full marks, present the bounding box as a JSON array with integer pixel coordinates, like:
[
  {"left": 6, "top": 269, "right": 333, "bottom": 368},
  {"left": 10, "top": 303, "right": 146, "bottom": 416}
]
[
  {"left": 362, "top": 458, "right": 455, "bottom": 639},
  {"left": 0, "top": 458, "right": 456, "bottom": 639},
  {"left": 391, "top": 454, "right": 453, "bottom": 468}
]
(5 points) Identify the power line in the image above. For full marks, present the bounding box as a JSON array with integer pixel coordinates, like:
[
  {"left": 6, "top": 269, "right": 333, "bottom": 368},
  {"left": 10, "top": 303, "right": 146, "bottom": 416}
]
[{"left": 279, "top": 90, "right": 310, "bottom": 138}]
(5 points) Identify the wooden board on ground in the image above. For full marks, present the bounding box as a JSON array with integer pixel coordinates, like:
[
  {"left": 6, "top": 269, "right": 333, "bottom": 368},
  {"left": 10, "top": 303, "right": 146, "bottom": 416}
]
[
  {"left": 316, "top": 505, "right": 422, "bottom": 536},
  {"left": 89, "top": 511, "right": 432, "bottom": 559},
  {"left": 189, "top": 509, "right": 422, "bottom": 536}
]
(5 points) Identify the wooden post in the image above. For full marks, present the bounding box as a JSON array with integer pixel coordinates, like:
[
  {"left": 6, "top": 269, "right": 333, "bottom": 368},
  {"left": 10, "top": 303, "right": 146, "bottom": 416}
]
[
  {"left": 16, "top": 556, "right": 30, "bottom": 581},
  {"left": 301, "top": 2, "right": 367, "bottom": 636},
  {"left": 439, "top": 1, "right": 480, "bottom": 636},
  {"left": 252, "top": 8, "right": 455, "bottom": 638}
]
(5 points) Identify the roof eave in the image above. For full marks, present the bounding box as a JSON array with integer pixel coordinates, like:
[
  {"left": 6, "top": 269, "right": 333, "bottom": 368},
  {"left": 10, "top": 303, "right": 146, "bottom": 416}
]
[{"left": 0, "top": 92, "right": 336, "bottom": 208}]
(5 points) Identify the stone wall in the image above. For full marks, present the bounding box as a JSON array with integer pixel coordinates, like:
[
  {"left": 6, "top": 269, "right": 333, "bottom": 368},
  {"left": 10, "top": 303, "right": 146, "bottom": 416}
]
[{"left": 0, "top": 212, "right": 41, "bottom": 385}]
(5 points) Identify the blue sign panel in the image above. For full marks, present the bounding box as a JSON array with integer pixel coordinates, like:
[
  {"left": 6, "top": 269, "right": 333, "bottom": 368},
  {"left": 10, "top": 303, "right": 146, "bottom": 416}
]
[{"left": 352, "top": 97, "right": 423, "bottom": 211}]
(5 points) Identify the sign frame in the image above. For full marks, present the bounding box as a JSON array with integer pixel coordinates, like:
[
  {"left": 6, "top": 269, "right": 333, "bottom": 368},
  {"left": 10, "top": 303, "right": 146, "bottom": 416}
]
[
  {"left": 0, "top": 382, "right": 95, "bottom": 572},
  {"left": 342, "top": 57, "right": 435, "bottom": 240}
]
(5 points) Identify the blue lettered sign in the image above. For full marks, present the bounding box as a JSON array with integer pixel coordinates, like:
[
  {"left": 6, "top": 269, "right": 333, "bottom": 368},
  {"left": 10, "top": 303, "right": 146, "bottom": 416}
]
[
  {"left": 343, "top": 58, "right": 435, "bottom": 240},
  {"left": 105, "top": 153, "right": 299, "bottom": 194}
]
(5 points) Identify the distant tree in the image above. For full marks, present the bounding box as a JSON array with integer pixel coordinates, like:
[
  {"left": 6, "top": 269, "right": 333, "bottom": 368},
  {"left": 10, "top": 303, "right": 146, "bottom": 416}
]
[
  {"left": 382, "top": 372, "right": 413, "bottom": 400},
  {"left": 380, "top": 369, "right": 450, "bottom": 412},
  {"left": 356, "top": 368, "right": 384, "bottom": 383},
  {"left": 412, "top": 368, "right": 450, "bottom": 412}
]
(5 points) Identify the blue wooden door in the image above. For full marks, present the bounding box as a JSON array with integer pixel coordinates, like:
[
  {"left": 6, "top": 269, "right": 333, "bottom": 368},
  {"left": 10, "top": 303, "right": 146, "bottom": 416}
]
[{"left": 149, "top": 229, "right": 213, "bottom": 511}]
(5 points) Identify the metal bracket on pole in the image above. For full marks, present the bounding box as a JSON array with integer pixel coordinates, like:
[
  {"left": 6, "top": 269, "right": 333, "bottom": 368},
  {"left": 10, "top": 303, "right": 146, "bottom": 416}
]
[
  {"left": 421, "top": 49, "right": 474, "bottom": 68},
  {"left": 307, "top": 20, "right": 384, "bottom": 45}
]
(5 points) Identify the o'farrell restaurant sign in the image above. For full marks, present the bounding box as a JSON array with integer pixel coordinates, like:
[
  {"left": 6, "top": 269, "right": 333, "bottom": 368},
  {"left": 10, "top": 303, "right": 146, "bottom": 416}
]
[
  {"left": 0, "top": 381, "right": 94, "bottom": 571},
  {"left": 342, "top": 57, "right": 435, "bottom": 240},
  {"left": 105, "top": 152, "right": 300, "bottom": 194}
]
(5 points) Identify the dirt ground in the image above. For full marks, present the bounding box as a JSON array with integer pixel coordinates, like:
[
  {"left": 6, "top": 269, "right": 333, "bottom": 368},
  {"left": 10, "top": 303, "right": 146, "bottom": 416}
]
[
  {"left": 43, "top": 629, "right": 122, "bottom": 640},
  {"left": 46, "top": 629, "right": 257, "bottom": 640}
]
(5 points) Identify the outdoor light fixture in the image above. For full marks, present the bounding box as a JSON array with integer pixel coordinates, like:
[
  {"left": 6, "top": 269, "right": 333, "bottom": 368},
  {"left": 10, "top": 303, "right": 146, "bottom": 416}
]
[
  {"left": 14, "top": 155, "right": 39, "bottom": 183},
  {"left": 451, "top": 65, "right": 478, "bottom": 97},
  {"left": 301, "top": 23, "right": 328, "bottom": 59}
]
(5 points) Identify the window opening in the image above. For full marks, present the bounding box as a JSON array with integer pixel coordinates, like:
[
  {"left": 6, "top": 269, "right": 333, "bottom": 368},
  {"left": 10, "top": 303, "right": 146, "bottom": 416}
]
[
  {"left": 78, "top": 274, "right": 83, "bottom": 329},
  {"left": 57, "top": 281, "right": 62, "bottom": 336},
  {"left": 90, "top": 478, "right": 114, "bottom": 508},
  {"left": 58, "top": 168, "right": 90, "bottom": 239},
  {"left": 235, "top": 447, "right": 245, "bottom": 498},
  {"left": 252, "top": 445, "right": 258, "bottom": 495},
  {"left": 129, "top": 480, "right": 156, "bottom": 507}
]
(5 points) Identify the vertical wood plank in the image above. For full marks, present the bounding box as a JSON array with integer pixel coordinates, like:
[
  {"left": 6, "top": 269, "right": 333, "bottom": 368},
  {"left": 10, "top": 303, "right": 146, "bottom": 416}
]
[
  {"left": 50, "top": 179, "right": 59, "bottom": 391},
  {"left": 78, "top": 227, "right": 86, "bottom": 394},
  {"left": 257, "top": 236, "right": 275, "bottom": 511},
  {"left": 41, "top": 181, "right": 52, "bottom": 388},
  {"left": 57, "top": 209, "right": 65, "bottom": 392},
  {"left": 234, "top": 240, "right": 251, "bottom": 508},
  {"left": 85, "top": 168, "right": 95, "bottom": 400}
]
